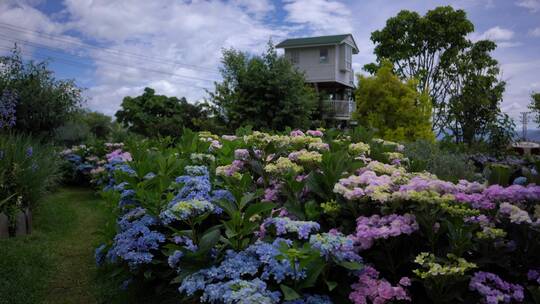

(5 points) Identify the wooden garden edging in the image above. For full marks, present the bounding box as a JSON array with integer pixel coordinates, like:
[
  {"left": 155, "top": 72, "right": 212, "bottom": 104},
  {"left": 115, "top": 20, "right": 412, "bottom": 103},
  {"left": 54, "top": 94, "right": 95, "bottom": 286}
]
[{"left": 0, "top": 209, "right": 33, "bottom": 238}]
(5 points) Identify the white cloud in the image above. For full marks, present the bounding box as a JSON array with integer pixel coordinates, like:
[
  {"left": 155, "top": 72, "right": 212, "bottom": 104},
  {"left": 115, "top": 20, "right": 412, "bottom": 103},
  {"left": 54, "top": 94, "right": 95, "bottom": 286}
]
[
  {"left": 0, "top": 1, "right": 79, "bottom": 53},
  {"left": 3, "top": 0, "right": 290, "bottom": 115},
  {"left": 470, "top": 26, "right": 521, "bottom": 48},
  {"left": 475, "top": 26, "right": 515, "bottom": 41},
  {"left": 232, "top": 0, "right": 275, "bottom": 18},
  {"left": 283, "top": 0, "right": 353, "bottom": 34},
  {"left": 516, "top": 0, "right": 540, "bottom": 12},
  {"left": 529, "top": 27, "right": 540, "bottom": 37}
]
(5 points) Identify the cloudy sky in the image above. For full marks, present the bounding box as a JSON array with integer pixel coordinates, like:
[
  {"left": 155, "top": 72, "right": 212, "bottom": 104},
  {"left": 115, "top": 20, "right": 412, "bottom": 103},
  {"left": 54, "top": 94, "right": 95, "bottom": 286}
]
[{"left": 1, "top": 0, "right": 539, "bottom": 125}]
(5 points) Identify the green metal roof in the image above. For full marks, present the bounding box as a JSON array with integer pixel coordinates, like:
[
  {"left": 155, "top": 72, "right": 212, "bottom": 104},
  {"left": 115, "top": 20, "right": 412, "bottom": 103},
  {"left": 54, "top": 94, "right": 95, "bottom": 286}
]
[{"left": 276, "top": 34, "right": 358, "bottom": 53}]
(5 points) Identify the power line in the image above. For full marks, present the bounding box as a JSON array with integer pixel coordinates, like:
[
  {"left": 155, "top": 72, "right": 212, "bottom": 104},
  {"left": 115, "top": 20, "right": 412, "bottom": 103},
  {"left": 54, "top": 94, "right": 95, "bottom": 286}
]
[
  {"left": 0, "top": 22, "right": 221, "bottom": 75},
  {"left": 0, "top": 45, "right": 213, "bottom": 90},
  {"left": 0, "top": 36, "right": 219, "bottom": 84}
]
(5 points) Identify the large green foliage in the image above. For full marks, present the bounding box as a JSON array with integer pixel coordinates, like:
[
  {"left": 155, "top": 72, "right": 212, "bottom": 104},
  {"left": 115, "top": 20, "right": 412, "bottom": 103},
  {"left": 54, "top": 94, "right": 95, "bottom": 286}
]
[
  {"left": 365, "top": 6, "right": 474, "bottom": 132},
  {"left": 528, "top": 91, "right": 540, "bottom": 127},
  {"left": 209, "top": 42, "right": 317, "bottom": 131},
  {"left": 354, "top": 61, "right": 434, "bottom": 142},
  {"left": 445, "top": 40, "right": 514, "bottom": 146},
  {"left": 115, "top": 87, "right": 202, "bottom": 137},
  {"left": 366, "top": 6, "right": 514, "bottom": 148},
  {"left": 0, "top": 48, "right": 83, "bottom": 137}
]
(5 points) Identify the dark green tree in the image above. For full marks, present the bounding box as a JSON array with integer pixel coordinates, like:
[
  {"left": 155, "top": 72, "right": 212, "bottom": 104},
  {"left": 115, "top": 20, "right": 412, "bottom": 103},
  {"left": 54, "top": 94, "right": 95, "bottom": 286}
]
[
  {"left": 115, "top": 87, "right": 202, "bottom": 137},
  {"left": 209, "top": 42, "right": 317, "bottom": 131},
  {"left": 81, "top": 110, "right": 113, "bottom": 139},
  {"left": 0, "top": 47, "right": 83, "bottom": 136},
  {"left": 446, "top": 40, "right": 512, "bottom": 145},
  {"left": 365, "top": 6, "right": 474, "bottom": 133},
  {"left": 528, "top": 92, "right": 540, "bottom": 127}
]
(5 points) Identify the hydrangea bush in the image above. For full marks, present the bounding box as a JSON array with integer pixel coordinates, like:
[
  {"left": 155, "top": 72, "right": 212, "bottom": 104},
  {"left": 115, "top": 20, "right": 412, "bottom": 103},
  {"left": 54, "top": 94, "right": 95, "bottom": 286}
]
[{"left": 88, "top": 128, "right": 540, "bottom": 303}]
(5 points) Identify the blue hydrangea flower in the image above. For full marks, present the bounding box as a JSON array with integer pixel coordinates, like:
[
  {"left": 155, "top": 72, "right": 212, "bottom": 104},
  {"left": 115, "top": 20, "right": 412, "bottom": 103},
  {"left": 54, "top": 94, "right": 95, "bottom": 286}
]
[
  {"left": 107, "top": 208, "right": 165, "bottom": 269},
  {"left": 114, "top": 164, "right": 137, "bottom": 176},
  {"left": 201, "top": 279, "right": 281, "bottom": 304},
  {"left": 0, "top": 90, "right": 17, "bottom": 129},
  {"left": 185, "top": 165, "right": 209, "bottom": 176},
  {"left": 94, "top": 244, "right": 107, "bottom": 266},
  {"left": 160, "top": 199, "right": 216, "bottom": 224},
  {"left": 263, "top": 217, "right": 320, "bottom": 239},
  {"left": 161, "top": 166, "right": 232, "bottom": 223},
  {"left": 309, "top": 231, "right": 362, "bottom": 263},
  {"left": 175, "top": 174, "right": 213, "bottom": 200},
  {"left": 284, "top": 294, "right": 333, "bottom": 304},
  {"left": 173, "top": 235, "right": 198, "bottom": 252},
  {"left": 179, "top": 238, "right": 306, "bottom": 302},
  {"left": 247, "top": 239, "right": 305, "bottom": 283},
  {"left": 168, "top": 250, "right": 184, "bottom": 269}
]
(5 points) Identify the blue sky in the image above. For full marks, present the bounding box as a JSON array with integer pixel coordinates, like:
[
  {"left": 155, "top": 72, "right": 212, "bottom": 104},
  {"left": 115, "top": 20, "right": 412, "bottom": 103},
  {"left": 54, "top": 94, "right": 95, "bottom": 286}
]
[{"left": 1, "top": 0, "right": 539, "bottom": 127}]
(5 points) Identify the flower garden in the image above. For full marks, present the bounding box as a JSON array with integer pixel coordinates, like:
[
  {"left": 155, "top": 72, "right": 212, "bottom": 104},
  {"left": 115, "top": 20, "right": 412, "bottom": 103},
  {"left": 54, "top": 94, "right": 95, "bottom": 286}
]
[{"left": 50, "top": 128, "right": 540, "bottom": 303}]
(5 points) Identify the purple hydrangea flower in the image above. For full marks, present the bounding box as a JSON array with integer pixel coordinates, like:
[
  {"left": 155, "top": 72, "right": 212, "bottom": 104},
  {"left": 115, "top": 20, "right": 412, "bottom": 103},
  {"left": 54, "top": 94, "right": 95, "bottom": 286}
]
[
  {"left": 354, "top": 214, "right": 419, "bottom": 250},
  {"left": 469, "top": 271, "right": 524, "bottom": 304}
]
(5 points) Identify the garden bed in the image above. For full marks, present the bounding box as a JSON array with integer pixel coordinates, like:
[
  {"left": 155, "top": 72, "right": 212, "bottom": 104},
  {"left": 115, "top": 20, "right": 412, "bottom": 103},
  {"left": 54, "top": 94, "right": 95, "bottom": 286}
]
[{"left": 57, "top": 129, "right": 540, "bottom": 303}]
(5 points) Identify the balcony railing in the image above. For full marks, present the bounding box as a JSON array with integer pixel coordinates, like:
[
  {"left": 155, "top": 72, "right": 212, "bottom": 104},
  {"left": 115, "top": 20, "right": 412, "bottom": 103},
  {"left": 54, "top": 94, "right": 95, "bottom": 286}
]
[{"left": 325, "top": 100, "right": 356, "bottom": 120}]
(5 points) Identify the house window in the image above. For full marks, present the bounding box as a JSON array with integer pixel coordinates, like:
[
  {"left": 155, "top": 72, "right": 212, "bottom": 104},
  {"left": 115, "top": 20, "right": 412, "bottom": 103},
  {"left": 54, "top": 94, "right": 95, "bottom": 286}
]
[
  {"left": 345, "top": 45, "right": 352, "bottom": 70},
  {"left": 319, "top": 48, "right": 328, "bottom": 64},
  {"left": 290, "top": 50, "right": 300, "bottom": 64}
]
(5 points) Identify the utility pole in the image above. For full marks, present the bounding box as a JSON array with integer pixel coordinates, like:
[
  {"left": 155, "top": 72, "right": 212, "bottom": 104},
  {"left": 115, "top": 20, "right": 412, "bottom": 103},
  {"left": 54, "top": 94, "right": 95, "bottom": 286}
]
[{"left": 520, "top": 112, "right": 531, "bottom": 141}]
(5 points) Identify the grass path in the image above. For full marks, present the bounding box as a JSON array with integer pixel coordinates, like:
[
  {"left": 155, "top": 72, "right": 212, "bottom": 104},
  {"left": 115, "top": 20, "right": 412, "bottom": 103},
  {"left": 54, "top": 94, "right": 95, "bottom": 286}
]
[{"left": 0, "top": 187, "right": 119, "bottom": 304}]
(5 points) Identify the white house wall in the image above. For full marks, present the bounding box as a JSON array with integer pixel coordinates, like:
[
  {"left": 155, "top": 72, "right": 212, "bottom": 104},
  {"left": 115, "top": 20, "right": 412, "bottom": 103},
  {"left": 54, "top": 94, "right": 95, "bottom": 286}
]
[{"left": 285, "top": 46, "right": 336, "bottom": 83}]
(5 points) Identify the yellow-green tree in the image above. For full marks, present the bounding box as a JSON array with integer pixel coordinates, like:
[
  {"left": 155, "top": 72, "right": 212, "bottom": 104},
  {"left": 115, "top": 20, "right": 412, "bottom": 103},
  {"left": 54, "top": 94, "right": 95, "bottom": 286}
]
[{"left": 354, "top": 61, "right": 434, "bottom": 142}]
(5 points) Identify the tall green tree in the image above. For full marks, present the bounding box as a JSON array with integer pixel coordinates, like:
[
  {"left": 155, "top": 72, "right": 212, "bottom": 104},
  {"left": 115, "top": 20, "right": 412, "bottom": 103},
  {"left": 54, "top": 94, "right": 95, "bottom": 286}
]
[
  {"left": 354, "top": 61, "right": 434, "bottom": 142},
  {"left": 446, "top": 40, "right": 513, "bottom": 145},
  {"left": 367, "top": 6, "right": 514, "bottom": 147},
  {"left": 0, "top": 47, "right": 83, "bottom": 136},
  {"left": 209, "top": 42, "right": 317, "bottom": 131},
  {"left": 115, "top": 87, "right": 202, "bottom": 137},
  {"left": 528, "top": 92, "right": 540, "bottom": 126},
  {"left": 365, "top": 6, "right": 474, "bottom": 133}
]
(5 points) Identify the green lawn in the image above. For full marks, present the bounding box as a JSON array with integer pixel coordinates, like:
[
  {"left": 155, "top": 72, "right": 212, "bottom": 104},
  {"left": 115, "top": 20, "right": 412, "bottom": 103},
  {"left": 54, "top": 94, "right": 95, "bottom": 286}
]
[{"left": 0, "top": 187, "right": 126, "bottom": 304}]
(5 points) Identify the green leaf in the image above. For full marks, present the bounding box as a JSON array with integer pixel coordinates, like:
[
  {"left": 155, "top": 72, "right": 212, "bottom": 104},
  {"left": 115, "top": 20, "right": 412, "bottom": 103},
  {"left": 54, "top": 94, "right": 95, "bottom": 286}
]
[
  {"left": 280, "top": 284, "right": 301, "bottom": 301},
  {"left": 304, "top": 200, "right": 321, "bottom": 221},
  {"left": 239, "top": 192, "right": 256, "bottom": 210},
  {"left": 199, "top": 228, "right": 221, "bottom": 252},
  {"left": 144, "top": 270, "right": 152, "bottom": 279},
  {"left": 325, "top": 280, "right": 338, "bottom": 291},
  {"left": 245, "top": 202, "right": 276, "bottom": 219},
  {"left": 338, "top": 260, "right": 363, "bottom": 271},
  {"left": 298, "top": 258, "right": 324, "bottom": 288}
]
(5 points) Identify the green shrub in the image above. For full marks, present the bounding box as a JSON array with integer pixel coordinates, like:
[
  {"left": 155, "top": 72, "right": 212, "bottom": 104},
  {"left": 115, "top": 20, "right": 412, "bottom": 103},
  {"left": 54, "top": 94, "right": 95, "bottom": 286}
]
[
  {"left": 0, "top": 47, "right": 83, "bottom": 137},
  {"left": 485, "top": 164, "right": 512, "bottom": 186},
  {"left": 0, "top": 134, "right": 60, "bottom": 216},
  {"left": 404, "top": 140, "right": 477, "bottom": 182},
  {"left": 54, "top": 120, "right": 93, "bottom": 146}
]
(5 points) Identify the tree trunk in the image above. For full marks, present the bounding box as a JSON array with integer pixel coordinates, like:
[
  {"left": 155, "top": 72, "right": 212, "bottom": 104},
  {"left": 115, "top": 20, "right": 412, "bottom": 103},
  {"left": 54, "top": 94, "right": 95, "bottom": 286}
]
[
  {"left": 15, "top": 210, "right": 27, "bottom": 236},
  {"left": 25, "top": 208, "right": 33, "bottom": 235},
  {"left": 0, "top": 213, "right": 8, "bottom": 238}
]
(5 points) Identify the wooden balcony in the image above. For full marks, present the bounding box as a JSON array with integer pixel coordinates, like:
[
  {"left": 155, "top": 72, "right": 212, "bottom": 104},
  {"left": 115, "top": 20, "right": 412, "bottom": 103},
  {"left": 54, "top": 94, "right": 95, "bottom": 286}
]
[{"left": 325, "top": 100, "right": 356, "bottom": 120}]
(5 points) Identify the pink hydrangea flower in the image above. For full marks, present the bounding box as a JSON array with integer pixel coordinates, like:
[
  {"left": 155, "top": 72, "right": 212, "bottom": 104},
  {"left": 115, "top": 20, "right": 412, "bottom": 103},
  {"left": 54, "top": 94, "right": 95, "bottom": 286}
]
[{"left": 306, "top": 130, "right": 324, "bottom": 137}]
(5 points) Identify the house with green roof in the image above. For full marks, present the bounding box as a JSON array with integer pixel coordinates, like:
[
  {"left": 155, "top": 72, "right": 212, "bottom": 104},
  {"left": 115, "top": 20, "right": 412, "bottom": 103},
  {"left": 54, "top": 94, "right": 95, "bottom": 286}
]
[{"left": 276, "top": 34, "right": 358, "bottom": 120}]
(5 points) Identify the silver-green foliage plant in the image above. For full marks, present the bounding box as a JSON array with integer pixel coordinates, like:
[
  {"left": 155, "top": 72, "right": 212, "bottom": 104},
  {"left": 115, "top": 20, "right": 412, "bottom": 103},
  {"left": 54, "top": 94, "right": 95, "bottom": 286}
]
[
  {"left": 404, "top": 140, "right": 477, "bottom": 183},
  {"left": 0, "top": 133, "right": 60, "bottom": 215}
]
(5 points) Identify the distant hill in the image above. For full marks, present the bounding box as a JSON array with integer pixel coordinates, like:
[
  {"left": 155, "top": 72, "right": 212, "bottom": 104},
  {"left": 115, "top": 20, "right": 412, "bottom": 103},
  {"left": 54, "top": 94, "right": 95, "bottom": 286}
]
[{"left": 523, "top": 129, "right": 540, "bottom": 142}]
